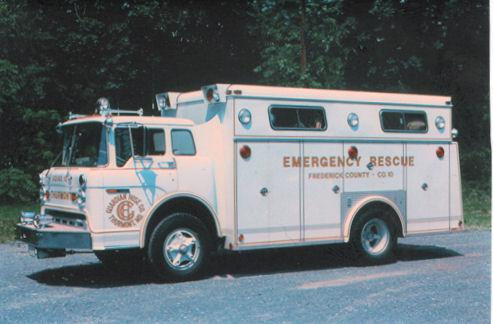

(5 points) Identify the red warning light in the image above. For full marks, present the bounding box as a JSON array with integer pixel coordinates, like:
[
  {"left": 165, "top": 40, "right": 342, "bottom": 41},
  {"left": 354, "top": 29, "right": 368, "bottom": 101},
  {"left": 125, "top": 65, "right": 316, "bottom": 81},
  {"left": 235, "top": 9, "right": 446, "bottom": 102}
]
[{"left": 348, "top": 146, "right": 358, "bottom": 160}]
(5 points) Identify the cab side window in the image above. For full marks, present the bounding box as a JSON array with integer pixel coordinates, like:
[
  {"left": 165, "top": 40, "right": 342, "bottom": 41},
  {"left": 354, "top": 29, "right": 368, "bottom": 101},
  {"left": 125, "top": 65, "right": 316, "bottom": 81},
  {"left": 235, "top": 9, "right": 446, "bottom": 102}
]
[
  {"left": 171, "top": 129, "right": 196, "bottom": 156},
  {"left": 115, "top": 127, "right": 165, "bottom": 167},
  {"left": 380, "top": 110, "right": 427, "bottom": 132},
  {"left": 147, "top": 128, "right": 165, "bottom": 155}
]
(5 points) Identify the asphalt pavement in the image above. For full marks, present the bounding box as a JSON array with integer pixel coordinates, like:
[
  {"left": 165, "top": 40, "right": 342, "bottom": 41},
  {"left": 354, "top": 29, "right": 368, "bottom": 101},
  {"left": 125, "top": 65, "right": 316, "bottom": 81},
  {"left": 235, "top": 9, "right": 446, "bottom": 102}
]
[{"left": 0, "top": 230, "right": 490, "bottom": 323}]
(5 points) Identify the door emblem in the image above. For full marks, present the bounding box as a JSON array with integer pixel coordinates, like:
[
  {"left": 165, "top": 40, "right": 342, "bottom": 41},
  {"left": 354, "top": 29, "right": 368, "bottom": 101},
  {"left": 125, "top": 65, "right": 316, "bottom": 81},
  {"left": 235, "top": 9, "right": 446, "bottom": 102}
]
[{"left": 106, "top": 194, "right": 145, "bottom": 227}]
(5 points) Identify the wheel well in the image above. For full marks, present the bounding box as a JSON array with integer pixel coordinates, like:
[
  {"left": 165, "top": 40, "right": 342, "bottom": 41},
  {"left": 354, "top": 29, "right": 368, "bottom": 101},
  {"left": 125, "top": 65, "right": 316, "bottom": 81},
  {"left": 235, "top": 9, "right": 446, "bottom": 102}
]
[
  {"left": 144, "top": 197, "right": 219, "bottom": 249},
  {"left": 351, "top": 201, "right": 404, "bottom": 238}
]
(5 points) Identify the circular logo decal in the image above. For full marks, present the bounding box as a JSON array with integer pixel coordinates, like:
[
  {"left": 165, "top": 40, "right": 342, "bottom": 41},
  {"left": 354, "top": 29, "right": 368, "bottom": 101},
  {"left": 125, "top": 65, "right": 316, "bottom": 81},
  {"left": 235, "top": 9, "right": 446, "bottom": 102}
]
[{"left": 106, "top": 194, "right": 145, "bottom": 228}]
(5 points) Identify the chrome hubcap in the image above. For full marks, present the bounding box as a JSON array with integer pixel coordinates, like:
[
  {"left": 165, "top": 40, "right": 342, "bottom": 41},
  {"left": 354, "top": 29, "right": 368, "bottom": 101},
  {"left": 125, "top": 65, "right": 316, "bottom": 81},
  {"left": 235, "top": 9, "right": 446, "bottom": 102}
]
[
  {"left": 163, "top": 229, "right": 200, "bottom": 271},
  {"left": 361, "top": 218, "right": 390, "bottom": 256}
]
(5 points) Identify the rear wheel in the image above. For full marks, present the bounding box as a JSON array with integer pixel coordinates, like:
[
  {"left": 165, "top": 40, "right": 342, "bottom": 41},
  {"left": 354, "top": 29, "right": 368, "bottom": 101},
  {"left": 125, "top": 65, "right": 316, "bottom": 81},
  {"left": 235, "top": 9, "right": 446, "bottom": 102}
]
[
  {"left": 147, "top": 213, "right": 210, "bottom": 281},
  {"left": 350, "top": 211, "right": 396, "bottom": 264}
]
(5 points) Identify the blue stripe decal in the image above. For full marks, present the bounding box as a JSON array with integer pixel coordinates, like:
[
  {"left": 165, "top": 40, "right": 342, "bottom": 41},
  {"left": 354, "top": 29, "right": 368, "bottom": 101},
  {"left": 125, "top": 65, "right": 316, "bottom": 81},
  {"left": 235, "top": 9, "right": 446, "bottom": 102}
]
[{"left": 229, "top": 95, "right": 451, "bottom": 109}]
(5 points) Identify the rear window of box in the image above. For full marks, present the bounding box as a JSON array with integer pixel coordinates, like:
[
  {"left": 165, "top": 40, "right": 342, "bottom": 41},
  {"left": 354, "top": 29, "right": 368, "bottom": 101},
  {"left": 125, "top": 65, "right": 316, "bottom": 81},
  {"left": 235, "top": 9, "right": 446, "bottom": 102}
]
[{"left": 380, "top": 110, "right": 428, "bottom": 132}]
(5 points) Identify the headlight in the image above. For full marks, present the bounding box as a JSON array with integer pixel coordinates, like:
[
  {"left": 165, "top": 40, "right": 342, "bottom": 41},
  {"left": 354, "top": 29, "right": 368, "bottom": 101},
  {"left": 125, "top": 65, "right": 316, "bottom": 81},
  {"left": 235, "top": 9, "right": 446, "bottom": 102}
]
[
  {"left": 79, "top": 174, "right": 87, "bottom": 189},
  {"left": 238, "top": 109, "right": 252, "bottom": 125},
  {"left": 435, "top": 116, "right": 445, "bottom": 130},
  {"left": 76, "top": 189, "right": 86, "bottom": 207}
]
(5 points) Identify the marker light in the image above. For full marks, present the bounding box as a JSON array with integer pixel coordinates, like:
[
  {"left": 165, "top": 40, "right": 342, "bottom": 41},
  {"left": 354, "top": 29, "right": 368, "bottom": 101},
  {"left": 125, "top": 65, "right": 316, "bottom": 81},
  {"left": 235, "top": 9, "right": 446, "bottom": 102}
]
[
  {"left": 206, "top": 89, "right": 220, "bottom": 103},
  {"left": 436, "top": 146, "right": 445, "bottom": 159},
  {"left": 238, "top": 109, "right": 252, "bottom": 125},
  {"left": 347, "top": 113, "right": 359, "bottom": 128},
  {"left": 240, "top": 145, "right": 251, "bottom": 159},
  {"left": 451, "top": 128, "right": 459, "bottom": 139},
  {"left": 348, "top": 146, "right": 358, "bottom": 160},
  {"left": 79, "top": 174, "right": 87, "bottom": 189},
  {"left": 435, "top": 116, "right": 445, "bottom": 130}
]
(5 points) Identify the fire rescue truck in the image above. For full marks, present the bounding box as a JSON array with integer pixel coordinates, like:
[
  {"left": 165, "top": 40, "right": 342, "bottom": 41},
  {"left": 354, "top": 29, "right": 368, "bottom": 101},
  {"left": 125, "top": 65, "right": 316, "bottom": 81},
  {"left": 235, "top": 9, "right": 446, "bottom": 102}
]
[{"left": 17, "top": 84, "right": 463, "bottom": 281}]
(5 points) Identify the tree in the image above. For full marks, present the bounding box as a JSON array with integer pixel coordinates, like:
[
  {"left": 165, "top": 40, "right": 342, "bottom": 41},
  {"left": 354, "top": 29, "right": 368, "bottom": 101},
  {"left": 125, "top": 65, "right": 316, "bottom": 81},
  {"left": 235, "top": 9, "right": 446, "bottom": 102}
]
[{"left": 248, "top": 0, "right": 355, "bottom": 88}]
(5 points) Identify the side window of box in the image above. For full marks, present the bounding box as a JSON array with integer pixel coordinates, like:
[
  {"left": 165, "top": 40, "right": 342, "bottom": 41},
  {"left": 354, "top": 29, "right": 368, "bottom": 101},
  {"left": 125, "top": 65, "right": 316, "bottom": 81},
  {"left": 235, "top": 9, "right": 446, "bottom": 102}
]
[
  {"left": 380, "top": 110, "right": 427, "bottom": 132},
  {"left": 269, "top": 106, "right": 326, "bottom": 131},
  {"left": 171, "top": 129, "right": 196, "bottom": 156}
]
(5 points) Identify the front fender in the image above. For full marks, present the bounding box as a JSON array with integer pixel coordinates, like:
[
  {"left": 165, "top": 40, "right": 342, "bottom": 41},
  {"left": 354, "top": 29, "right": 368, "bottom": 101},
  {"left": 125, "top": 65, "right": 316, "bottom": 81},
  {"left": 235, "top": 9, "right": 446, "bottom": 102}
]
[{"left": 138, "top": 192, "right": 221, "bottom": 248}]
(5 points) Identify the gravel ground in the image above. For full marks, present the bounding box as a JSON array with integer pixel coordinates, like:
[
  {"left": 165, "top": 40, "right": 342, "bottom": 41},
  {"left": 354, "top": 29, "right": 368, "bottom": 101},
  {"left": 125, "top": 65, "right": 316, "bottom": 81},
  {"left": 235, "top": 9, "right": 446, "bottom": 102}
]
[{"left": 0, "top": 230, "right": 490, "bottom": 323}]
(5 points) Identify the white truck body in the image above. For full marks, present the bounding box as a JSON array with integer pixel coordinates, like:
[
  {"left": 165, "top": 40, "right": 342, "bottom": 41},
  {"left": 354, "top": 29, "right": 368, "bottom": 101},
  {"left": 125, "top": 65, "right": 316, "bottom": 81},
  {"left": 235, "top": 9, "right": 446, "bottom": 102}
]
[{"left": 17, "top": 84, "right": 463, "bottom": 277}]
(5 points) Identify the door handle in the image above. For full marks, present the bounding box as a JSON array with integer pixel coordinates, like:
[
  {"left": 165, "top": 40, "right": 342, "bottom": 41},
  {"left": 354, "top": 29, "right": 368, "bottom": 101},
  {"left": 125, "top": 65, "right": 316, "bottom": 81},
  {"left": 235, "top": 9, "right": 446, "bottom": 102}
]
[
  {"left": 260, "top": 187, "right": 269, "bottom": 196},
  {"left": 158, "top": 158, "right": 176, "bottom": 169}
]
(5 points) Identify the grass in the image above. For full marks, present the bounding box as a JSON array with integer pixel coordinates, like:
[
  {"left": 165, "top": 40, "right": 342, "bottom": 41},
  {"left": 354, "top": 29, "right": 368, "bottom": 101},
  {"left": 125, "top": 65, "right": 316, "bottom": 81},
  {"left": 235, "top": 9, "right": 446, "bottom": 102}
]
[{"left": 0, "top": 182, "right": 490, "bottom": 243}]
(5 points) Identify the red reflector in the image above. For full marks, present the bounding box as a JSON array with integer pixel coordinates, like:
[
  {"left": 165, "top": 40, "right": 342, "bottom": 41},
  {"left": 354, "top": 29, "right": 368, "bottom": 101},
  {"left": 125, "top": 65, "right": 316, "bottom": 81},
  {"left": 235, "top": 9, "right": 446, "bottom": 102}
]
[
  {"left": 348, "top": 146, "right": 358, "bottom": 160},
  {"left": 206, "top": 89, "right": 214, "bottom": 102},
  {"left": 436, "top": 146, "right": 445, "bottom": 158},
  {"left": 240, "top": 145, "right": 251, "bottom": 159},
  {"left": 106, "top": 189, "right": 118, "bottom": 194},
  {"left": 70, "top": 193, "right": 77, "bottom": 202},
  {"left": 45, "top": 191, "right": 50, "bottom": 200}
]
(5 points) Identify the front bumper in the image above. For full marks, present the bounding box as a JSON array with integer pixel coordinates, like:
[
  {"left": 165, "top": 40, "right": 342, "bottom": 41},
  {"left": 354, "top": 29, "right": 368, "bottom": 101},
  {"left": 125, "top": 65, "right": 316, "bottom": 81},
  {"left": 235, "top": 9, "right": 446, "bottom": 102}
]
[{"left": 16, "top": 223, "right": 92, "bottom": 250}]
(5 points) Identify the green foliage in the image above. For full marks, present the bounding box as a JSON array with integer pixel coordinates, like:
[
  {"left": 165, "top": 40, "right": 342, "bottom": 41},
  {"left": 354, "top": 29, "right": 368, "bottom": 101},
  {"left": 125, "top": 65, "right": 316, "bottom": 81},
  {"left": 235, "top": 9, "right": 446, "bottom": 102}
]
[
  {"left": 0, "top": 0, "right": 489, "bottom": 205},
  {"left": 463, "top": 180, "right": 491, "bottom": 229},
  {"left": 0, "top": 168, "right": 37, "bottom": 203},
  {"left": 0, "top": 203, "right": 38, "bottom": 243},
  {"left": 249, "top": 0, "right": 354, "bottom": 88},
  {"left": 460, "top": 147, "right": 491, "bottom": 183}
]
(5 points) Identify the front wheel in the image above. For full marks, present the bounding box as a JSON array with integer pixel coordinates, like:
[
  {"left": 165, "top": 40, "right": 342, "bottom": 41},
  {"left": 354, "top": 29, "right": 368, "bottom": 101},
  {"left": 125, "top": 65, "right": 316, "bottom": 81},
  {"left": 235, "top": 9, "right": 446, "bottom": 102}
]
[
  {"left": 147, "top": 213, "right": 210, "bottom": 281},
  {"left": 350, "top": 212, "right": 396, "bottom": 264}
]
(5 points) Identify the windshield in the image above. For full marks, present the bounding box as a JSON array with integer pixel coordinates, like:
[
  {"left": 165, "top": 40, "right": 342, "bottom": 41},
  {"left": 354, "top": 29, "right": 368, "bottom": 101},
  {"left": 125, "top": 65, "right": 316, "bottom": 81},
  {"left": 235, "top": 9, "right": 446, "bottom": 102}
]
[{"left": 55, "top": 122, "right": 108, "bottom": 167}]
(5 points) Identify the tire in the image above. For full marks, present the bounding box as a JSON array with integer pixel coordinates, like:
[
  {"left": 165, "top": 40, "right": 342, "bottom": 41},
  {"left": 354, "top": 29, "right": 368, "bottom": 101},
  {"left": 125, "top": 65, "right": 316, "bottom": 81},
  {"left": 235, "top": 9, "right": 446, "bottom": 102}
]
[
  {"left": 95, "top": 249, "right": 146, "bottom": 272},
  {"left": 350, "top": 210, "right": 397, "bottom": 265},
  {"left": 147, "top": 213, "right": 210, "bottom": 282}
]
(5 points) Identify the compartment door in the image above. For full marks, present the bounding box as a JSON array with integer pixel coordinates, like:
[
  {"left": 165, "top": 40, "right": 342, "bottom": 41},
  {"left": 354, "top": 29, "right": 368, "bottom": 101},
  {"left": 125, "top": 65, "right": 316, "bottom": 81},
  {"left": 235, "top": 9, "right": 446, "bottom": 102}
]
[
  {"left": 406, "top": 144, "right": 449, "bottom": 233},
  {"left": 303, "top": 143, "right": 343, "bottom": 240},
  {"left": 236, "top": 142, "right": 301, "bottom": 244}
]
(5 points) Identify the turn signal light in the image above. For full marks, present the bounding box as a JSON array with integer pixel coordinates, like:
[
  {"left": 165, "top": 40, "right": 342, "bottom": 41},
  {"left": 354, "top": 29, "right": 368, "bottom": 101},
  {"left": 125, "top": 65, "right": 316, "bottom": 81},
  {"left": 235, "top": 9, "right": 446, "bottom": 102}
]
[
  {"left": 240, "top": 145, "right": 251, "bottom": 159},
  {"left": 70, "top": 193, "right": 77, "bottom": 202},
  {"left": 206, "top": 89, "right": 214, "bottom": 102},
  {"left": 348, "top": 146, "right": 358, "bottom": 160},
  {"left": 436, "top": 146, "right": 445, "bottom": 158}
]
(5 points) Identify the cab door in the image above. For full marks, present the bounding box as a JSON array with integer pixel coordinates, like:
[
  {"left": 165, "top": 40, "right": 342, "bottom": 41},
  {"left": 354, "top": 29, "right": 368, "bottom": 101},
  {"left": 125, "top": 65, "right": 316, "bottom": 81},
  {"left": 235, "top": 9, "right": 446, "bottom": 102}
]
[
  {"left": 236, "top": 142, "right": 301, "bottom": 244},
  {"left": 103, "top": 126, "right": 177, "bottom": 241}
]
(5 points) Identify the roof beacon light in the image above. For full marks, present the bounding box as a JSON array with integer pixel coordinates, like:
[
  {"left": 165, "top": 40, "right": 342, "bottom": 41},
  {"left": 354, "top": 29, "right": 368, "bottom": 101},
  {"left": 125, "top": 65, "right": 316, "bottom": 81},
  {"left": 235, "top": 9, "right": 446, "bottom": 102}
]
[{"left": 97, "top": 97, "right": 110, "bottom": 115}]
